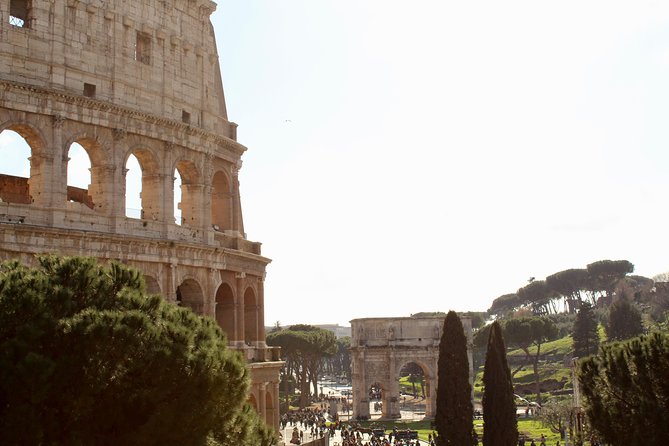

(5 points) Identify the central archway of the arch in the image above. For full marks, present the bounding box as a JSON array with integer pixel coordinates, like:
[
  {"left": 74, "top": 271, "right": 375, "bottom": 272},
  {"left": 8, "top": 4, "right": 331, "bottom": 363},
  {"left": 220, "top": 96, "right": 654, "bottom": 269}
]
[{"left": 350, "top": 317, "right": 473, "bottom": 421}]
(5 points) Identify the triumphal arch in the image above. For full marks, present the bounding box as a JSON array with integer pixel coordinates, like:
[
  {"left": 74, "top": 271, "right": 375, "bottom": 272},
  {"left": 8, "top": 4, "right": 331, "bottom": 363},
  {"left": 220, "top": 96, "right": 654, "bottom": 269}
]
[
  {"left": 350, "top": 317, "right": 473, "bottom": 420},
  {"left": 0, "top": 0, "right": 281, "bottom": 431}
]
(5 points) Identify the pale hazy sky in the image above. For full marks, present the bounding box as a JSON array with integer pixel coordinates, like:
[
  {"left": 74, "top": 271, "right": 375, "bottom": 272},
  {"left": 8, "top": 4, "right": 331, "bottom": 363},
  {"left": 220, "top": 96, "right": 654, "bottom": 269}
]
[
  {"left": 212, "top": 1, "right": 669, "bottom": 326},
  {"left": 2, "top": 1, "right": 669, "bottom": 328}
]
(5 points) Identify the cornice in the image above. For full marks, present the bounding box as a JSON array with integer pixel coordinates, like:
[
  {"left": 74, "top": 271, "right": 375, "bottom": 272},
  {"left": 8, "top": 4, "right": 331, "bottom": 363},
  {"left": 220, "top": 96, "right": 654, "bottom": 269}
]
[{"left": 0, "top": 79, "right": 247, "bottom": 158}]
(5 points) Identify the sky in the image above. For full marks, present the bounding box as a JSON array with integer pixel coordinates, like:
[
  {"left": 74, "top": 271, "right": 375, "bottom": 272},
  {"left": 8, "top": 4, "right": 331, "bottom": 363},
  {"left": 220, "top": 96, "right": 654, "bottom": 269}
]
[
  {"left": 211, "top": 1, "right": 669, "bottom": 327},
  {"left": 2, "top": 1, "right": 669, "bottom": 327}
]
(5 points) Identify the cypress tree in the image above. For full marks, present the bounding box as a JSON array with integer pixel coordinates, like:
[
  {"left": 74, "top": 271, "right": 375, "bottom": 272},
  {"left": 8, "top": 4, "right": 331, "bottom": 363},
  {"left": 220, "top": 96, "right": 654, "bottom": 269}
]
[
  {"left": 573, "top": 301, "right": 599, "bottom": 357},
  {"left": 435, "top": 311, "right": 473, "bottom": 446},
  {"left": 482, "top": 321, "right": 517, "bottom": 446}
]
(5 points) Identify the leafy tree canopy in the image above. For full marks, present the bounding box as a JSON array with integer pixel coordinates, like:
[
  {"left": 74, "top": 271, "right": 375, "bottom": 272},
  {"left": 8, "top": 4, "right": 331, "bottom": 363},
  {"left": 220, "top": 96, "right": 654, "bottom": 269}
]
[
  {"left": 0, "top": 256, "right": 274, "bottom": 446},
  {"left": 606, "top": 297, "right": 643, "bottom": 342},
  {"left": 579, "top": 332, "right": 669, "bottom": 446}
]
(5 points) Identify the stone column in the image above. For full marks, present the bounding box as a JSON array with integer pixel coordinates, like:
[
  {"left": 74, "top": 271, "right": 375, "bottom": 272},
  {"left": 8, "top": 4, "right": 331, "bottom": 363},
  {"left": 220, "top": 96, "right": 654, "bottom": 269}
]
[
  {"left": 111, "top": 128, "right": 128, "bottom": 226},
  {"left": 89, "top": 165, "right": 118, "bottom": 216},
  {"left": 163, "top": 143, "right": 176, "bottom": 230},
  {"left": 231, "top": 161, "right": 244, "bottom": 236},
  {"left": 273, "top": 380, "right": 280, "bottom": 430},
  {"left": 166, "top": 263, "right": 178, "bottom": 304},
  {"left": 257, "top": 276, "right": 266, "bottom": 347},
  {"left": 141, "top": 173, "right": 166, "bottom": 222},
  {"left": 235, "top": 272, "right": 246, "bottom": 347},
  {"left": 48, "top": 115, "right": 67, "bottom": 209},
  {"left": 179, "top": 182, "right": 203, "bottom": 229},
  {"left": 387, "top": 349, "right": 401, "bottom": 419},
  {"left": 352, "top": 348, "right": 369, "bottom": 420},
  {"left": 259, "top": 382, "right": 267, "bottom": 425},
  {"left": 206, "top": 268, "right": 218, "bottom": 318}
]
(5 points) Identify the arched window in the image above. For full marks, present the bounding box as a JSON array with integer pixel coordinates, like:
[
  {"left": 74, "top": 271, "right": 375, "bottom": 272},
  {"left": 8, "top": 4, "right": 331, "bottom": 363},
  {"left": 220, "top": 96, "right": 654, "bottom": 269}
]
[
  {"left": 176, "top": 279, "right": 205, "bottom": 315},
  {"left": 215, "top": 282, "right": 235, "bottom": 341},
  {"left": 173, "top": 169, "right": 182, "bottom": 225},
  {"left": 125, "top": 154, "right": 142, "bottom": 218},
  {"left": 125, "top": 149, "right": 161, "bottom": 220},
  {"left": 0, "top": 129, "right": 32, "bottom": 204},
  {"left": 66, "top": 142, "right": 93, "bottom": 209},
  {"left": 174, "top": 159, "right": 199, "bottom": 227},
  {"left": 211, "top": 170, "right": 231, "bottom": 231}
]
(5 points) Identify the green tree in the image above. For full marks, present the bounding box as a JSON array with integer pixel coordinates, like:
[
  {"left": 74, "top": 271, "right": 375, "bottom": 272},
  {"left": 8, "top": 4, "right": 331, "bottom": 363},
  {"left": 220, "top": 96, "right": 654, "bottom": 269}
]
[
  {"left": 488, "top": 293, "right": 521, "bottom": 318},
  {"left": 482, "top": 321, "right": 518, "bottom": 446},
  {"left": 579, "top": 332, "right": 669, "bottom": 446},
  {"left": 517, "top": 280, "right": 554, "bottom": 315},
  {"left": 586, "top": 260, "right": 634, "bottom": 306},
  {"left": 435, "top": 311, "right": 473, "bottom": 446},
  {"left": 545, "top": 268, "right": 590, "bottom": 312},
  {"left": 266, "top": 324, "right": 336, "bottom": 408},
  {"left": 503, "top": 317, "right": 557, "bottom": 404},
  {"left": 606, "top": 297, "right": 644, "bottom": 341},
  {"left": 572, "top": 302, "right": 599, "bottom": 358},
  {"left": 0, "top": 256, "right": 273, "bottom": 446}
]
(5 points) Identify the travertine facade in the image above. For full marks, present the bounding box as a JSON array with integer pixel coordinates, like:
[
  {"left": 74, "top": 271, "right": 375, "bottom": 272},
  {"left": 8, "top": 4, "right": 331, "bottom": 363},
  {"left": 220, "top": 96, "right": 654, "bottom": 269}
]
[
  {"left": 350, "top": 317, "right": 473, "bottom": 420},
  {"left": 0, "top": 0, "right": 281, "bottom": 431}
]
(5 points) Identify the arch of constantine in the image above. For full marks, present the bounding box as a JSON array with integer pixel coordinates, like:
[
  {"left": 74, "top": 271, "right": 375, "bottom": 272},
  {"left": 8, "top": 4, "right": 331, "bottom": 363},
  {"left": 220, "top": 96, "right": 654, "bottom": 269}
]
[
  {"left": 350, "top": 317, "right": 473, "bottom": 420},
  {"left": 0, "top": 0, "right": 281, "bottom": 431}
]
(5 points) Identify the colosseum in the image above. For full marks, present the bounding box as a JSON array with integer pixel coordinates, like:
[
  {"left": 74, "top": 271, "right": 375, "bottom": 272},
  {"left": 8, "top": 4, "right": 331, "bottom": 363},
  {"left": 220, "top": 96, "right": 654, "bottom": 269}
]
[{"left": 0, "top": 0, "right": 281, "bottom": 431}]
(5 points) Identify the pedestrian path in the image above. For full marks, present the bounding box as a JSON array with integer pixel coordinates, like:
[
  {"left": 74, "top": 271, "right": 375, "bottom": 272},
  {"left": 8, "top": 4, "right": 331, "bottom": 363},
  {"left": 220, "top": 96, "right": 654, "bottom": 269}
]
[{"left": 282, "top": 421, "right": 431, "bottom": 445}]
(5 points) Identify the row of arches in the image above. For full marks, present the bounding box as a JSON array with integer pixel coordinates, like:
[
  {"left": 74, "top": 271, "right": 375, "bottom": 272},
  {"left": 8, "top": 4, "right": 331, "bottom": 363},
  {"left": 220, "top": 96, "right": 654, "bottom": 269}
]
[
  {"left": 0, "top": 124, "right": 236, "bottom": 232},
  {"left": 143, "top": 274, "right": 261, "bottom": 344}
]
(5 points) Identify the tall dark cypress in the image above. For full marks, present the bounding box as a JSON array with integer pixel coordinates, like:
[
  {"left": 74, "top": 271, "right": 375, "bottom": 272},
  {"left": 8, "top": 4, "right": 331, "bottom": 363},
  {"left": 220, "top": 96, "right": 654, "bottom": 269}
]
[
  {"left": 435, "top": 311, "right": 473, "bottom": 446},
  {"left": 482, "top": 321, "right": 518, "bottom": 446}
]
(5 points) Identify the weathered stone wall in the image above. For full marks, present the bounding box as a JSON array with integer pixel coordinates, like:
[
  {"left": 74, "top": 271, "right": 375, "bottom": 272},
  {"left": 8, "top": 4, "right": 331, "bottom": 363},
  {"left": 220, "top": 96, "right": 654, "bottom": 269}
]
[
  {"left": 0, "top": 174, "right": 30, "bottom": 204},
  {"left": 0, "top": 0, "right": 233, "bottom": 138},
  {"left": 0, "top": 0, "right": 280, "bottom": 432}
]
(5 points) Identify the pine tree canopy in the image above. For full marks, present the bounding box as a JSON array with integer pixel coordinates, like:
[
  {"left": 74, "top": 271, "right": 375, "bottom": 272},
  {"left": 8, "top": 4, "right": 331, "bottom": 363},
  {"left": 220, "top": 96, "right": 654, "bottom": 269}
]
[
  {"left": 0, "top": 255, "right": 274, "bottom": 446},
  {"left": 579, "top": 332, "right": 669, "bottom": 446}
]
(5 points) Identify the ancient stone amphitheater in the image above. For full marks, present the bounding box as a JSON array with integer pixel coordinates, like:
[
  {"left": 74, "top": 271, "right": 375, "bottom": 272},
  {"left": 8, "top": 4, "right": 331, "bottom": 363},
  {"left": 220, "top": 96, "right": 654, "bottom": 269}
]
[{"left": 0, "top": 0, "right": 281, "bottom": 430}]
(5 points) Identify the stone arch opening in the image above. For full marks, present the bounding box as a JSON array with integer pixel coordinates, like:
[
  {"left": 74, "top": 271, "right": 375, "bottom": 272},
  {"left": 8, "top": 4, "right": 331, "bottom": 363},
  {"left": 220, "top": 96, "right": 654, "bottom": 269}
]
[
  {"left": 143, "top": 275, "right": 161, "bottom": 295},
  {"left": 125, "top": 148, "right": 161, "bottom": 220},
  {"left": 211, "top": 170, "right": 231, "bottom": 231},
  {"left": 173, "top": 168, "right": 182, "bottom": 225},
  {"left": 176, "top": 278, "right": 204, "bottom": 315},
  {"left": 243, "top": 287, "right": 258, "bottom": 343},
  {"left": 265, "top": 388, "right": 275, "bottom": 425},
  {"left": 215, "top": 282, "right": 235, "bottom": 341},
  {"left": 174, "top": 159, "right": 200, "bottom": 228},
  {"left": 0, "top": 128, "right": 33, "bottom": 204},
  {"left": 65, "top": 142, "right": 94, "bottom": 210},
  {"left": 369, "top": 382, "right": 385, "bottom": 417},
  {"left": 397, "top": 360, "right": 429, "bottom": 419}
]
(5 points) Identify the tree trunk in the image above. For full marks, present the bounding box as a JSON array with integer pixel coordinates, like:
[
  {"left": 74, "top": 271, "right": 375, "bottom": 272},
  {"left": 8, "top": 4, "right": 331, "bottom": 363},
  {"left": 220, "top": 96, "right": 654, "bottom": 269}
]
[{"left": 534, "top": 342, "right": 542, "bottom": 405}]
